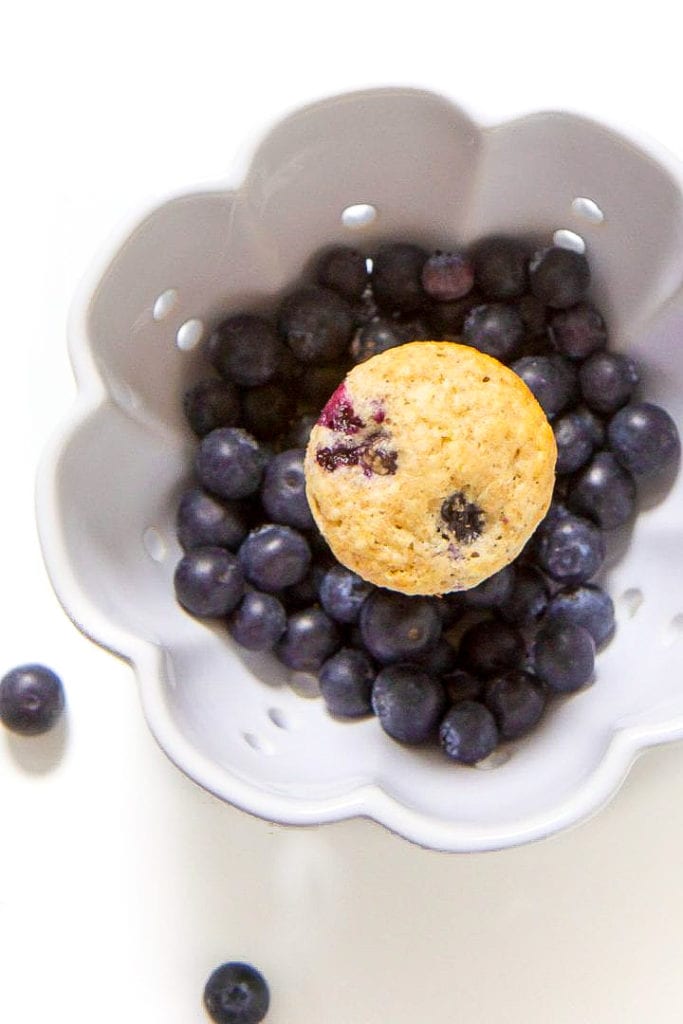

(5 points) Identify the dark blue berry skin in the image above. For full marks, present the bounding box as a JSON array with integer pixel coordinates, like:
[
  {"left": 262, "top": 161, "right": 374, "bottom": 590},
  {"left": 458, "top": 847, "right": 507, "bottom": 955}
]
[
  {"left": 553, "top": 409, "right": 598, "bottom": 474},
  {"left": 443, "top": 669, "right": 482, "bottom": 704},
  {"left": 359, "top": 591, "right": 441, "bottom": 664},
  {"left": 550, "top": 303, "right": 606, "bottom": 360},
  {"left": 607, "top": 402, "right": 681, "bottom": 477},
  {"left": 499, "top": 566, "right": 549, "bottom": 626},
  {"left": 318, "top": 564, "right": 374, "bottom": 624},
  {"left": 298, "top": 363, "right": 350, "bottom": 409},
  {"left": 372, "top": 664, "right": 446, "bottom": 744},
  {"left": 529, "top": 246, "right": 590, "bottom": 308},
  {"left": 579, "top": 352, "right": 640, "bottom": 415},
  {"left": 437, "top": 592, "right": 467, "bottom": 628},
  {"left": 534, "top": 512, "right": 605, "bottom": 584},
  {"left": 196, "top": 428, "right": 269, "bottom": 501},
  {"left": 316, "top": 246, "right": 369, "bottom": 301},
  {"left": 568, "top": 451, "right": 636, "bottom": 529},
  {"left": 319, "top": 648, "right": 375, "bottom": 717},
  {"left": 421, "top": 250, "right": 475, "bottom": 302},
  {"left": 483, "top": 670, "right": 546, "bottom": 740},
  {"left": 428, "top": 293, "right": 481, "bottom": 337},
  {"left": 276, "top": 606, "right": 340, "bottom": 672},
  {"left": 238, "top": 525, "right": 311, "bottom": 593},
  {"left": 177, "top": 488, "right": 248, "bottom": 552},
  {"left": 260, "top": 449, "right": 314, "bottom": 531},
  {"left": 228, "top": 591, "right": 287, "bottom": 651},
  {"left": 208, "top": 314, "right": 284, "bottom": 388},
  {"left": 281, "top": 564, "right": 328, "bottom": 612},
  {"left": 439, "top": 701, "right": 499, "bottom": 764},
  {"left": 413, "top": 638, "right": 459, "bottom": 677},
  {"left": 183, "top": 378, "right": 241, "bottom": 437},
  {"left": 278, "top": 286, "right": 355, "bottom": 364},
  {"left": 351, "top": 318, "right": 414, "bottom": 363},
  {"left": 465, "top": 565, "right": 516, "bottom": 610},
  {"left": 544, "top": 584, "right": 615, "bottom": 649},
  {"left": 533, "top": 623, "right": 595, "bottom": 693},
  {"left": 0, "top": 665, "right": 65, "bottom": 736},
  {"left": 458, "top": 619, "right": 525, "bottom": 678},
  {"left": 283, "top": 413, "right": 317, "bottom": 449},
  {"left": 472, "top": 236, "right": 529, "bottom": 300},
  {"left": 574, "top": 405, "right": 606, "bottom": 448},
  {"left": 463, "top": 303, "right": 524, "bottom": 361},
  {"left": 174, "top": 547, "right": 245, "bottom": 618},
  {"left": 511, "top": 354, "right": 578, "bottom": 418},
  {"left": 203, "top": 961, "right": 270, "bottom": 1024},
  {"left": 241, "top": 383, "right": 292, "bottom": 441},
  {"left": 371, "top": 243, "right": 428, "bottom": 313}
]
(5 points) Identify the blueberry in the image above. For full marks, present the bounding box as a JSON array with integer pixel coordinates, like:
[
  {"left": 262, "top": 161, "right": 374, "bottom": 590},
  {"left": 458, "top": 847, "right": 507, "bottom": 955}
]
[
  {"left": 360, "top": 591, "right": 441, "bottom": 664},
  {"left": 516, "top": 294, "right": 548, "bottom": 337},
  {"left": 440, "top": 491, "right": 486, "bottom": 544},
  {"left": 371, "top": 243, "right": 428, "bottom": 313},
  {"left": 183, "top": 378, "right": 241, "bottom": 437},
  {"left": 458, "top": 619, "right": 525, "bottom": 678},
  {"left": 0, "top": 664, "right": 65, "bottom": 736},
  {"left": 316, "top": 246, "right": 369, "bottom": 301},
  {"left": 568, "top": 451, "right": 636, "bottom": 529},
  {"left": 281, "top": 563, "right": 328, "bottom": 612},
  {"left": 283, "top": 413, "right": 317, "bottom": 449},
  {"left": 241, "top": 383, "right": 292, "bottom": 441},
  {"left": 574, "top": 405, "right": 606, "bottom": 447},
  {"left": 439, "top": 701, "right": 498, "bottom": 764},
  {"left": 413, "top": 638, "right": 459, "bottom": 677},
  {"left": 278, "top": 286, "right": 354, "bottom": 364},
  {"left": 260, "top": 449, "right": 314, "bottom": 531},
  {"left": 462, "top": 303, "right": 524, "bottom": 361},
  {"left": 372, "top": 663, "right": 446, "bottom": 744},
  {"left": 228, "top": 591, "right": 287, "bottom": 651},
  {"left": 529, "top": 246, "right": 590, "bottom": 308},
  {"left": 499, "top": 566, "right": 550, "bottom": 626},
  {"left": 607, "top": 401, "right": 680, "bottom": 477},
  {"left": 238, "top": 525, "right": 311, "bottom": 593},
  {"left": 553, "top": 409, "right": 599, "bottom": 474},
  {"left": 298, "top": 362, "right": 350, "bottom": 409},
  {"left": 511, "top": 354, "right": 578, "bottom": 418},
  {"left": 437, "top": 592, "right": 467, "bottom": 628},
  {"left": 318, "top": 564, "right": 374, "bottom": 624},
  {"left": 174, "top": 547, "right": 244, "bottom": 618},
  {"left": 203, "top": 961, "right": 270, "bottom": 1024},
  {"left": 421, "top": 250, "right": 474, "bottom": 302},
  {"left": 550, "top": 303, "right": 606, "bottom": 360},
  {"left": 483, "top": 670, "right": 546, "bottom": 739},
  {"left": 472, "top": 236, "right": 529, "bottom": 300},
  {"left": 544, "top": 584, "right": 615, "bottom": 649},
  {"left": 465, "top": 565, "right": 516, "bottom": 610},
  {"left": 428, "top": 293, "right": 482, "bottom": 337},
  {"left": 196, "top": 428, "right": 269, "bottom": 500},
  {"left": 579, "top": 352, "right": 640, "bottom": 415},
  {"left": 176, "top": 488, "right": 248, "bottom": 552},
  {"left": 319, "top": 648, "right": 375, "bottom": 717},
  {"left": 534, "top": 511, "right": 605, "bottom": 584},
  {"left": 208, "top": 314, "right": 284, "bottom": 387},
  {"left": 276, "top": 606, "right": 340, "bottom": 672},
  {"left": 351, "top": 318, "right": 413, "bottom": 363},
  {"left": 443, "top": 669, "right": 482, "bottom": 704},
  {"left": 533, "top": 623, "right": 595, "bottom": 693}
]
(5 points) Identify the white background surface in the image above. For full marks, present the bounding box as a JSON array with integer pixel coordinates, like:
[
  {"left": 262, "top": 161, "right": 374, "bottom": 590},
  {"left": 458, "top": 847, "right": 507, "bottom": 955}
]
[{"left": 2, "top": 3, "right": 683, "bottom": 1021}]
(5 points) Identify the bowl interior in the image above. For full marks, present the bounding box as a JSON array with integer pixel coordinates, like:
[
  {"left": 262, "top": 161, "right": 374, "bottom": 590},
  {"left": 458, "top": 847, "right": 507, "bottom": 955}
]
[{"left": 51, "top": 89, "right": 683, "bottom": 846}]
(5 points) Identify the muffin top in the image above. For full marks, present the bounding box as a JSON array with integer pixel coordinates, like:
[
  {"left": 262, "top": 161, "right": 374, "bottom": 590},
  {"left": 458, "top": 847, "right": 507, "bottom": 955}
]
[{"left": 304, "top": 340, "right": 557, "bottom": 595}]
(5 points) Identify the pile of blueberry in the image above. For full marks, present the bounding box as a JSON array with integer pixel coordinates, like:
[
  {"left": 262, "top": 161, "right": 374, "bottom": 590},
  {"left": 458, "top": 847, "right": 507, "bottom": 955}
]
[{"left": 174, "top": 238, "right": 680, "bottom": 765}]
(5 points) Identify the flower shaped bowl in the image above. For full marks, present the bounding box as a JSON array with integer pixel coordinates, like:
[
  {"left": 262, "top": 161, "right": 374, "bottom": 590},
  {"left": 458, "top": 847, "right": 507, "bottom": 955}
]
[{"left": 37, "top": 87, "right": 683, "bottom": 851}]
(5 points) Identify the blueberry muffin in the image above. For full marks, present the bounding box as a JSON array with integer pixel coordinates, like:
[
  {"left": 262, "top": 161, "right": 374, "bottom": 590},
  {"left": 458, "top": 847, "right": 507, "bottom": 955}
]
[{"left": 304, "top": 341, "right": 557, "bottom": 595}]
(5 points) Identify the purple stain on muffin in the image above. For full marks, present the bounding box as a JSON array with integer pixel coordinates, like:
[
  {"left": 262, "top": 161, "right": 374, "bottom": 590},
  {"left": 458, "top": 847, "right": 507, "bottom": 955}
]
[
  {"left": 440, "top": 491, "right": 486, "bottom": 543},
  {"left": 318, "top": 383, "right": 364, "bottom": 434},
  {"left": 316, "top": 430, "right": 398, "bottom": 477}
]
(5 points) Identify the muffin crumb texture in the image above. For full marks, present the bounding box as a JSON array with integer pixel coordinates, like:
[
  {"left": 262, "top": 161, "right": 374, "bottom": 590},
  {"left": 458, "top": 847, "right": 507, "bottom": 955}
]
[{"left": 305, "top": 341, "right": 557, "bottom": 594}]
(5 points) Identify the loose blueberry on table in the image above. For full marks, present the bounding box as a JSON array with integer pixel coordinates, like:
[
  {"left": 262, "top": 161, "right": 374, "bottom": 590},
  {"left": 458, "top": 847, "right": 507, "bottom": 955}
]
[
  {"left": 173, "top": 238, "right": 679, "bottom": 766},
  {"left": 203, "top": 961, "right": 270, "bottom": 1024},
  {"left": 0, "top": 664, "right": 65, "bottom": 736}
]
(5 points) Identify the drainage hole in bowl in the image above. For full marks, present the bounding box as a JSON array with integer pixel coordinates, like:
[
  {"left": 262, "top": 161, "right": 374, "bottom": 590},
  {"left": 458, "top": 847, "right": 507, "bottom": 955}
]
[
  {"left": 341, "top": 203, "right": 378, "bottom": 229},
  {"left": 267, "top": 707, "right": 291, "bottom": 730},
  {"left": 553, "top": 229, "right": 586, "bottom": 254},
  {"left": 661, "top": 612, "right": 683, "bottom": 647},
  {"left": 143, "top": 526, "right": 167, "bottom": 563},
  {"left": 572, "top": 197, "right": 604, "bottom": 224},
  {"left": 619, "top": 587, "right": 644, "bottom": 618},
  {"left": 242, "top": 732, "right": 275, "bottom": 755},
  {"left": 152, "top": 288, "right": 178, "bottom": 321},
  {"left": 475, "top": 747, "right": 514, "bottom": 770},
  {"left": 176, "top": 318, "right": 204, "bottom": 351}
]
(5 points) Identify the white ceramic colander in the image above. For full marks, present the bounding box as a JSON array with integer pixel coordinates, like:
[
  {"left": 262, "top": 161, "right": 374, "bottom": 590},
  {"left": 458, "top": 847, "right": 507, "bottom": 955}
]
[{"left": 36, "top": 87, "right": 683, "bottom": 852}]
